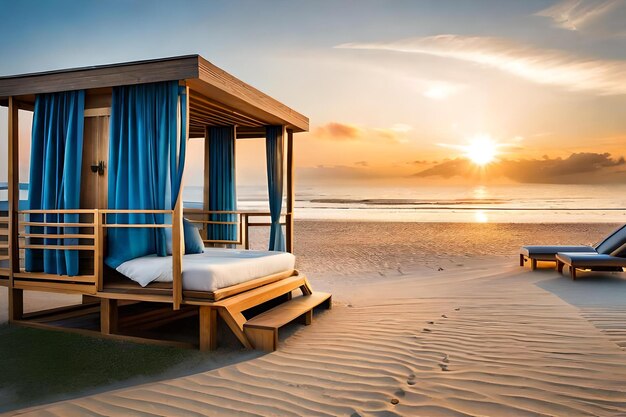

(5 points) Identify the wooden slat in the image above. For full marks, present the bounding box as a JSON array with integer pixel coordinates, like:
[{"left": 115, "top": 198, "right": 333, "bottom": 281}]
[
  {"left": 22, "top": 244, "right": 94, "bottom": 250},
  {"left": 14, "top": 280, "right": 96, "bottom": 295},
  {"left": 192, "top": 56, "right": 309, "bottom": 132},
  {"left": 22, "top": 222, "right": 94, "bottom": 227},
  {"left": 20, "top": 233, "right": 95, "bottom": 239},
  {"left": 244, "top": 293, "right": 331, "bottom": 330},
  {"left": 213, "top": 275, "right": 306, "bottom": 311},
  {"left": 96, "top": 291, "right": 173, "bottom": 303},
  {"left": 186, "top": 270, "right": 296, "bottom": 302},
  {"left": 14, "top": 271, "right": 96, "bottom": 283},
  {"left": 190, "top": 92, "right": 265, "bottom": 126},
  {"left": 184, "top": 209, "right": 247, "bottom": 214},
  {"left": 102, "top": 224, "right": 171, "bottom": 228},
  {"left": 21, "top": 209, "right": 97, "bottom": 214},
  {"left": 186, "top": 219, "right": 238, "bottom": 225},
  {"left": 21, "top": 302, "right": 100, "bottom": 321},
  {"left": 202, "top": 239, "right": 241, "bottom": 244},
  {"left": 100, "top": 209, "right": 173, "bottom": 214}
]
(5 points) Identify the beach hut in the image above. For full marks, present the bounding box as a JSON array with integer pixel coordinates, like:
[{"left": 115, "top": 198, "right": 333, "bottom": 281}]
[{"left": 0, "top": 55, "right": 330, "bottom": 351}]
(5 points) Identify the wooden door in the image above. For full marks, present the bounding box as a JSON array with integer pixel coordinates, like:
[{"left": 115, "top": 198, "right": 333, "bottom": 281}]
[{"left": 80, "top": 116, "right": 109, "bottom": 209}]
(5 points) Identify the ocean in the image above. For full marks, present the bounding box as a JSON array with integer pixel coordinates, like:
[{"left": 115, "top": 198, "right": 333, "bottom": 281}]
[
  {"left": 182, "top": 183, "right": 626, "bottom": 223},
  {"left": 4, "top": 182, "right": 624, "bottom": 223}
]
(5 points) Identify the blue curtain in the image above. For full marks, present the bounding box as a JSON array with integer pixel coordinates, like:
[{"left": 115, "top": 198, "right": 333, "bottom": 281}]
[
  {"left": 106, "top": 81, "right": 187, "bottom": 269},
  {"left": 208, "top": 126, "right": 237, "bottom": 242},
  {"left": 25, "top": 90, "right": 85, "bottom": 276},
  {"left": 266, "top": 126, "right": 285, "bottom": 251}
]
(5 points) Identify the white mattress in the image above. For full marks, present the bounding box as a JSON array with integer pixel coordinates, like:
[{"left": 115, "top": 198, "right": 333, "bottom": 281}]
[{"left": 115, "top": 248, "right": 296, "bottom": 292}]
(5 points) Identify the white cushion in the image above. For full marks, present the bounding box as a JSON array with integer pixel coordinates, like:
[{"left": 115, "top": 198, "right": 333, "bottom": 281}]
[{"left": 116, "top": 248, "right": 296, "bottom": 291}]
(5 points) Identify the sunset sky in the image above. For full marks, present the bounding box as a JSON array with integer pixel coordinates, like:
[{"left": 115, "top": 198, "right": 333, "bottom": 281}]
[{"left": 0, "top": 0, "right": 625, "bottom": 187}]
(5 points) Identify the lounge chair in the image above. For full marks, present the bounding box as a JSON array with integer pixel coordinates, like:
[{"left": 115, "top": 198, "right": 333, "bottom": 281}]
[
  {"left": 556, "top": 252, "right": 626, "bottom": 280},
  {"left": 520, "top": 224, "right": 626, "bottom": 270}
]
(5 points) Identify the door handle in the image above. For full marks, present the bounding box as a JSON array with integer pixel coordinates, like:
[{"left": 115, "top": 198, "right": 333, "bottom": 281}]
[{"left": 90, "top": 161, "right": 105, "bottom": 176}]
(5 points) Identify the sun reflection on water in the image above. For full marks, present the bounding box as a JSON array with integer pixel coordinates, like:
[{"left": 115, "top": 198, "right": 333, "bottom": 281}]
[{"left": 474, "top": 210, "right": 489, "bottom": 223}]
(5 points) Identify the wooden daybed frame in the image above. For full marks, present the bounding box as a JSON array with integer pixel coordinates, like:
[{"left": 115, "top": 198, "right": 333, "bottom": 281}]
[{"left": 0, "top": 55, "right": 331, "bottom": 351}]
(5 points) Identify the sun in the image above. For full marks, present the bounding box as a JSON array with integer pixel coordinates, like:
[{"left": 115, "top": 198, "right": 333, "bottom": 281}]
[{"left": 463, "top": 135, "right": 498, "bottom": 166}]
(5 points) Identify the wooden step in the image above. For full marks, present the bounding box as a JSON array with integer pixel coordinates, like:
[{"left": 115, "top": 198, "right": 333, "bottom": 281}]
[{"left": 244, "top": 292, "right": 331, "bottom": 351}]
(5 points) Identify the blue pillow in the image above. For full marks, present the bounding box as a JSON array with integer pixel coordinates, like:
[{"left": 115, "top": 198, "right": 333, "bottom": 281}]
[{"left": 183, "top": 218, "right": 205, "bottom": 254}]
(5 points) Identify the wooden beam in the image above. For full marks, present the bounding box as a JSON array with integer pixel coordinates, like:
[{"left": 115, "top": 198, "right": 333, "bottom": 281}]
[
  {"left": 9, "top": 288, "right": 23, "bottom": 321},
  {"left": 172, "top": 85, "right": 189, "bottom": 310},
  {"left": 286, "top": 129, "right": 294, "bottom": 253},
  {"left": 7, "top": 97, "right": 19, "bottom": 289},
  {"left": 100, "top": 299, "right": 118, "bottom": 334},
  {"left": 191, "top": 56, "right": 309, "bottom": 132},
  {"left": 203, "top": 125, "right": 211, "bottom": 240},
  {"left": 95, "top": 211, "right": 104, "bottom": 291},
  {"left": 203, "top": 125, "right": 210, "bottom": 211},
  {"left": 0, "top": 55, "right": 199, "bottom": 97},
  {"left": 199, "top": 306, "right": 217, "bottom": 351}
]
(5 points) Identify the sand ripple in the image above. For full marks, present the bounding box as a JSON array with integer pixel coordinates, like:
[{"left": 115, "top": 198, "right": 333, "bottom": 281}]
[{"left": 9, "top": 262, "right": 626, "bottom": 417}]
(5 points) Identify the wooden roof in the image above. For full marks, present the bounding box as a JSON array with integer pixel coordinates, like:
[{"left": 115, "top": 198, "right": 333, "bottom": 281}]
[{"left": 0, "top": 55, "right": 308, "bottom": 135}]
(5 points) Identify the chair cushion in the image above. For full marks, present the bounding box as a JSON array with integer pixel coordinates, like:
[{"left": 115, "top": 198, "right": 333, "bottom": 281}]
[
  {"left": 595, "top": 224, "right": 626, "bottom": 254},
  {"left": 556, "top": 252, "right": 626, "bottom": 268},
  {"left": 521, "top": 245, "right": 596, "bottom": 260}
]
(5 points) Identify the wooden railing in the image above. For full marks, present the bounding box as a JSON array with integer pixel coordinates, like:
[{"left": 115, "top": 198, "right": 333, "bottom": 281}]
[
  {"left": 16, "top": 209, "right": 99, "bottom": 294},
  {"left": 8, "top": 208, "right": 288, "bottom": 306},
  {"left": 99, "top": 209, "right": 176, "bottom": 293},
  {"left": 0, "top": 213, "right": 9, "bottom": 278},
  {"left": 183, "top": 209, "right": 287, "bottom": 249}
]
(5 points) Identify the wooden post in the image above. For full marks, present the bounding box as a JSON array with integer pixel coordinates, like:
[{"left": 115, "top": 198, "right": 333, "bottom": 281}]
[
  {"left": 199, "top": 306, "right": 217, "bottom": 351},
  {"left": 101, "top": 299, "right": 118, "bottom": 334},
  {"left": 286, "top": 129, "right": 294, "bottom": 253},
  {"left": 203, "top": 125, "right": 210, "bottom": 240},
  {"left": 8, "top": 97, "right": 22, "bottom": 321},
  {"left": 172, "top": 85, "right": 189, "bottom": 310},
  {"left": 94, "top": 210, "right": 104, "bottom": 291}
]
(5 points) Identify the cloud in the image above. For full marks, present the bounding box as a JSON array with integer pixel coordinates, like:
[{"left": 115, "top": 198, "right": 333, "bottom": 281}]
[
  {"left": 414, "top": 152, "right": 626, "bottom": 184},
  {"left": 314, "top": 122, "right": 361, "bottom": 140},
  {"left": 314, "top": 122, "right": 413, "bottom": 143},
  {"left": 336, "top": 35, "right": 626, "bottom": 96},
  {"left": 536, "top": 0, "right": 626, "bottom": 36},
  {"left": 354, "top": 161, "right": 369, "bottom": 167}
]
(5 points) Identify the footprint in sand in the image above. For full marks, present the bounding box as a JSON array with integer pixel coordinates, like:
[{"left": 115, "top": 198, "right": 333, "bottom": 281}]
[
  {"left": 427, "top": 321, "right": 434, "bottom": 325},
  {"left": 394, "top": 389, "right": 406, "bottom": 397},
  {"left": 439, "top": 363, "right": 449, "bottom": 371},
  {"left": 423, "top": 328, "right": 432, "bottom": 332},
  {"left": 407, "top": 373, "right": 416, "bottom": 386},
  {"left": 390, "top": 398, "right": 400, "bottom": 405},
  {"left": 454, "top": 307, "right": 460, "bottom": 311},
  {"left": 442, "top": 354, "right": 450, "bottom": 363},
  {"left": 441, "top": 314, "right": 447, "bottom": 318}
]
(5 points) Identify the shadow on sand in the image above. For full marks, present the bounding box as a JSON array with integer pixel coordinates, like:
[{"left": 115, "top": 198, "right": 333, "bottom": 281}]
[
  {"left": 536, "top": 271, "right": 626, "bottom": 308},
  {"left": 0, "top": 324, "right": 264, "bottom": 413}
]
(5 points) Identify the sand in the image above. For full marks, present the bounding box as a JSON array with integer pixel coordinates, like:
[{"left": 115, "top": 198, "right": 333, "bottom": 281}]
[{"left": 4, "top": 221, "right": 626, "bottom": 416}]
